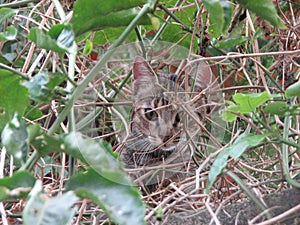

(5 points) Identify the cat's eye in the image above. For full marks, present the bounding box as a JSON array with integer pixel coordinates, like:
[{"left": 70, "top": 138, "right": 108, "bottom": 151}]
[
  {"left": 173, "top": 113, "right": 181, "bottom": 127},
  {"left": 144, "top": 108, "right": 158, "bottom": 121}
]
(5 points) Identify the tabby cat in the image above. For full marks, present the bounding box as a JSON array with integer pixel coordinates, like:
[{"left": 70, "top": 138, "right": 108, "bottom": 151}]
[{"left": 120, "top": 56, "right": 217, "bottom": 182}]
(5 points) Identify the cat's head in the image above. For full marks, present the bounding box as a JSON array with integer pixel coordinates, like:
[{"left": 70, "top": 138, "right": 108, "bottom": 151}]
[{"left": 130, "top": 56, "right": 184, "bottom": 152}]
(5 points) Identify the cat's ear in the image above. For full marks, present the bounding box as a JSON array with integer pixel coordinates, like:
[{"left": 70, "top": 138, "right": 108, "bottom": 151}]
[
  {"left": 133, "top": 56, "right": 157, "bottom": 80},
  {"left": 185, "top": 60, "right": 216, "bottom": 90}
]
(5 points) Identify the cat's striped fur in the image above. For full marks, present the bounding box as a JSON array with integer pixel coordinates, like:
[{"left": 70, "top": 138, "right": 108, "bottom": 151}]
[{"left": 121, "top": 56, "right": 217, "bottom": 171}]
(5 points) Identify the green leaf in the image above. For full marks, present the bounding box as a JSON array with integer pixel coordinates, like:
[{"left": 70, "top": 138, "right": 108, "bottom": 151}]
[
  {"left": 285, "top": 80, "right": 300, "bottom": 98},
  {"left": 0, "top": 69, "right": 29, "bottom": 130},
  {"left": 222, "top": 92, "right": 272, "bottom": 122},
  {"left": 28, "top": 28, "right": 65, "bottom": 54},
  {"left": 206, "top": 133, "right": 267, "bottom": 193},
  {"left": 0, "top": 8, "right": 18, "bottom": 24},
  {"left": 24, "top": 105, "right": 43, "bottom": 121},
  {"left": 221, "top": 101, "right": 239, "bottom": 122},
  {"left": 72, "top": 0, "right": 151, "bottom": 37},
  {"left": 64, "top": 132, "right": 131, "bottom": 185},
  {"left": 30, "top": 131, "right": 146, "bottom": 225},
  {"left": 233, "top": 91, "right": 271, "bottom": 113},
  {"left": 66, "top": 168, "right": 146, "bottom": 225},
  {"left": 30, "top": 132, "right": 87, "bottom": 161},
  {"left": 31, "top": 131, "right": 129, "bottom": 184},
  {"left": 23, "top": 180, "right": 78, "bottom": 225},
  {"left": 0, "top": 26, "right": 17, "bottom": 41},
  {"left": 236, "top": 0, "right": 286, "bottom": 28},
  {"left": 23, "top": 73, "right": 50, "bottom": 102},
  {"left": 46, "top": 72, "right": 68, "bottom": 89},
  {"left": 22, "top": 73, "right": 67, "bottom": 103},
  {"left": 0, "top": 171, "right": 36, "bottom": 201},
  {"left": 264, "top": 102, "right": 289, "bottom": 115},
  {"left": 76, "top": 8, "right": 151, "bottom": 37},
  {"left": 221, "top": 0, "right": 233, "bottom": 33},
  {"left": 215, "top": 36, "right": 248, "bottom": 49},
  {"left": 228, "top": 133, "right": 267, "bottom": 158},
  {"left": 150, "top": 2, "right": 196, "bottom": 49},
  {"left": 31, "top": 133, "right": 64, "bottom": 157},
  {"left": 83, "top": 39, "right": 93, "bottom": 56},
  {"left": 27, "top": 123, "right": 42, "bottom": 143},
  {"left": 1, "top": 113, "right": 28, "bottom": 162},
  {"left": 50, "top": 24, "right": 76, "bottom": 54},
  {"left": 28, "top": 24, "right": 75, "bottom": 54},
  {"left": 74, "top": 0, "right": 146, "bottom": 17},
  {"left": 205, "top": 150, "right": 229, "bottom": 194},
  {"left": 93, "top": 26, "right": 135, "bottom": 45},
  {"left": 202, "top": 0, "right": 224, "bottom": 38}
]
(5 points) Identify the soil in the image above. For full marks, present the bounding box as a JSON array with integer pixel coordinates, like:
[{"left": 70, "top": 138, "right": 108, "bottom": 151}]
[{"left": 156, "top": 188, "right": 300, "bottom": 225}]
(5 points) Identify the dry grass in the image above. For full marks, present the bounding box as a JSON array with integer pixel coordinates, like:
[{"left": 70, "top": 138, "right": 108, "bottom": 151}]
[{"left": 1, "top": 0, "right": 300, "bottom": 224}]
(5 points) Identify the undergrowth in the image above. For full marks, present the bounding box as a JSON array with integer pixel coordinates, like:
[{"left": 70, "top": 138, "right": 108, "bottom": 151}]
[{"left": 0, "top": 0, "right": 300, "bottom": 224}]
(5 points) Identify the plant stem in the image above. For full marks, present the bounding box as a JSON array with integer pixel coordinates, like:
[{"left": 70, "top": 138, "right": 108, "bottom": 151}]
[
  {"left": 0, "top": 63, "right": 29, "bottom": 80},
  {"left": 282, "top": 112, "right": 300, "bottom": 188},
  {"left": 75, "top": 108, "right": 103, "bottom": 132},
  {"left": 151, "top": 0, "right": 183, "bottom": 45},
  {"left": 66, "top": 45, "right": 77, "bottom": 177},
  {"left": 134, "top": 27, "right": 146, "bottom": 58},
  {"left": 157, "top": 2, "right": 199, "bottom": 39},
  {"left": 51, "top": 0, "right": 66, "bottom": 22}
]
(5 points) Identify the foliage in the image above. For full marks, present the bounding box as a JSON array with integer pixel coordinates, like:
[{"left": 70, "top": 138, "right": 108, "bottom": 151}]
[
  {"left": 23, "top": 181, "right": 78, "bottom": 225},
  {"left": 0, "top": 69, "right": 29, "bottom": 130},
  {"left": 221, "top": 91, "right": 273, "bottom": 122},
  {"left": 0, "top": 0, "right": 299, "bottom": 224}
]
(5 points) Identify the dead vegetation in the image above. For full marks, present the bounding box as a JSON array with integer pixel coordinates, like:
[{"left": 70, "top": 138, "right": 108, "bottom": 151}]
[{"left": 1, "top": 0, "right": 300, "bottom": 224}]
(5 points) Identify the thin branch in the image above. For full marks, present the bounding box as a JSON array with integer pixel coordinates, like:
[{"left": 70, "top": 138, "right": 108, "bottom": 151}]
[{"left": 190, "top": 49, "right": 300, "bottom": 62}]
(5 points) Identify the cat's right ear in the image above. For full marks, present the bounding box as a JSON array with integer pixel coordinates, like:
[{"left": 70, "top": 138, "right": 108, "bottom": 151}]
[{"left": 133, "top": 56, "right": 157, "bottom": 80}]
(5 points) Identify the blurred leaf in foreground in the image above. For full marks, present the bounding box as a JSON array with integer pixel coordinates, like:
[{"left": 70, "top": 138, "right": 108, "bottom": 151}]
[
  {"left": 29, "top": 130, "right": 145, "bottom": 225},
  {"left": 28, "top": 24, "right": 76, "bottom": 54},
  {"left": 0, "top": 69, "right": 29, "bottom": 130},
  {"left": 67, "top": 168, "right": 146, "bottom": 225},
  {"left": 23, "top": 180, "right": 78, "bottom": 225},
  {"left": 72, "top": 0, "right": 151, "bottom": 37},
  {"left": 1, "top": 113, "right": 28, "bottom": 162},
  {"left": 0, "top": 8, "right": 18, "bottom": 23},
  {"left": 0, "top": 26, "right": 17, "bottom": 41},
  {"left": 0, "top": 171, "right": 36, "bottom": 201},
  {"left": 22, "top": 73, "right": 67, "bottom": 103},
  {"left": 63, "top": 132, "right": 129, "bottom": 183}
]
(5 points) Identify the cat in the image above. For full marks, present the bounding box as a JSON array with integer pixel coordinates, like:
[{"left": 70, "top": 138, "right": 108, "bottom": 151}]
[{"left": 120, "top": 56, "right": 218, "bottom": 184}]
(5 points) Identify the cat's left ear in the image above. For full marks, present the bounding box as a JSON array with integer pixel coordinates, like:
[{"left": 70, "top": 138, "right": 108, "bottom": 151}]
[{"left": 133, "top": 56, "right": 157, "bottom": 80}]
